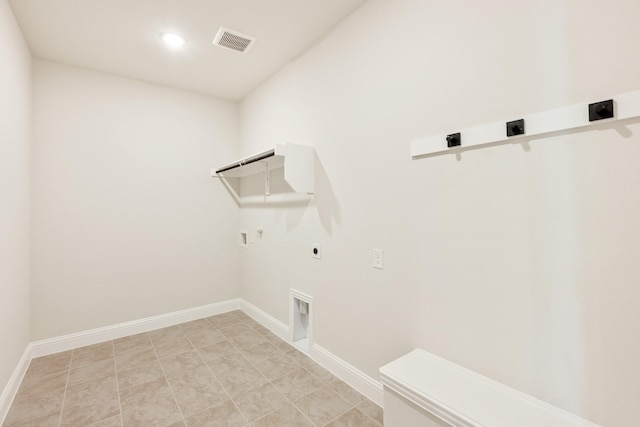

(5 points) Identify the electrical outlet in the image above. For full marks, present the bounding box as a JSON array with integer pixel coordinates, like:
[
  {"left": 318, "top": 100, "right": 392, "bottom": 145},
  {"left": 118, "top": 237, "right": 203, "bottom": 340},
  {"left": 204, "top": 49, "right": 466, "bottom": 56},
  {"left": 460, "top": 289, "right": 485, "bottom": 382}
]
[
  {"left": 373, "top": 249, "right": 384, "bottom": 269},
  {"left": 312, "top": 243, "right": 322, "bottom": 260}
]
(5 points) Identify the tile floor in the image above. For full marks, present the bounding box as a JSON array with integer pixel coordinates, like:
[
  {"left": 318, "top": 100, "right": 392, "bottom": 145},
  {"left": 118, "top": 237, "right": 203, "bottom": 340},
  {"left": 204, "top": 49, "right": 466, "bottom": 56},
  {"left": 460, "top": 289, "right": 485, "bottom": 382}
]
[{"left": 2, "top": 310, "right": 383, "bottom": 426}]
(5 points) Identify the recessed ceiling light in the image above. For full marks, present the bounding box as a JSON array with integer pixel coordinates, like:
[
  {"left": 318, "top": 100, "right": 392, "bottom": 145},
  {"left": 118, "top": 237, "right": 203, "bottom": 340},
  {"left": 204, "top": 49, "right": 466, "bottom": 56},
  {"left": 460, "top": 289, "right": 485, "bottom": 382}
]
[{"left": 161, "top": 33, "right": 185, "bottom": 48}]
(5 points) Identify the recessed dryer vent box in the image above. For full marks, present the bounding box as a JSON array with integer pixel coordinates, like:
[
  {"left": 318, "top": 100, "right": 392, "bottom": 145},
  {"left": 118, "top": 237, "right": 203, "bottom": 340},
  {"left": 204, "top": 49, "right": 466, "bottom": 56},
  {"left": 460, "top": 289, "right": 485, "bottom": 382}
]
[{"left": 290, "top": 289, "right": 313, "bottom": 354}]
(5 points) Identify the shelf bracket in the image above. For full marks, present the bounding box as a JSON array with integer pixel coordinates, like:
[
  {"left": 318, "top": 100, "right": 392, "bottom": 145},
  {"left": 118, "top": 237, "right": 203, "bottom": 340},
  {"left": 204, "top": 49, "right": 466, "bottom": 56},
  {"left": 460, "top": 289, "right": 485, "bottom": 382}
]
[{"left": 264, "top": 163, "right": 271, "bottom": 196}]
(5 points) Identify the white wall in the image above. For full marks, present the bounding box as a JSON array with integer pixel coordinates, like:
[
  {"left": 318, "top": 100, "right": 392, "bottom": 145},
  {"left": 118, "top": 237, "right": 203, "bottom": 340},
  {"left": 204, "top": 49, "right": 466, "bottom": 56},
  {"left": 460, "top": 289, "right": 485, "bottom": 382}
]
[
  {"left": 238, "top": 0, "right": 640, "bottom": 425},
  {"left": 32, "top": 60, "right": 240, "bottom": 340},
  {"left": 0, "top": 0, "right": 32, "bottom": 392}
]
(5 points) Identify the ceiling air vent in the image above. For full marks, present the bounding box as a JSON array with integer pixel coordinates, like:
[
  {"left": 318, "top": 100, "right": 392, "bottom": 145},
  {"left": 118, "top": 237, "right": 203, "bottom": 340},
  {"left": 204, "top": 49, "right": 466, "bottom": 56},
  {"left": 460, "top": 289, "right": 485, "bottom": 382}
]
[{"left": 212, "top": 27, "right": 256, "bottom": 53}]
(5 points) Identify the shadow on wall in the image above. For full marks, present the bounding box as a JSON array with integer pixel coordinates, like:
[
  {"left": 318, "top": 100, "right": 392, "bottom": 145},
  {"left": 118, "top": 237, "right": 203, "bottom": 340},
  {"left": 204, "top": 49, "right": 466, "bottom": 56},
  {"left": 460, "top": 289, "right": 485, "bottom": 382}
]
[{"left": 314, "top": 153, "right": 341, "bottom": 235}]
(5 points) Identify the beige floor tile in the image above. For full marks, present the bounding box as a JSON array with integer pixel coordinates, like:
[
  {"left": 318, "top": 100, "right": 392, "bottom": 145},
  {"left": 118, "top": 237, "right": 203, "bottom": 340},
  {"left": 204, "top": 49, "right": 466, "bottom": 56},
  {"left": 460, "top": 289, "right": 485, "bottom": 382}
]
[
  {"left": 155, "top": 336, "right": 195, "bottom": 359},
  {"left": 239, "top": 317, "right": 266, "bottom": 332},
  {"left": 304, "top": 364, "right": 334, "bottom": 382},
  {"left": 166, "top": 421, "right": 187, "bottom": 427},
  {"left": 240, "top": 342, "right": 284, "bottom": 365},
  {"left": 117, "top": 359, "right": 165, "bottom": 390},
  {"left": 253, "top": 353, "right": 300, "bottom": 381},
  {"left": 148, "top": 325, "right": 185, "bottom": 347},
  {"left": 3, "top": 411, "right": 61, "bottom": 427},
  {"left": 166, "top": 365, "right": 228, "bottom": 417},
  {"left": 187, "top": 329, "right": 226, "bottom": 348},
  {"left": 119, "top": 376, "right": 172, "bottom": 413},
  {"left": 121, "top": 389, "right": 182, "bottom": 427},
  {"left": 197, "top": 340, "right": 240, "bottom": 364},
  {"left": 217, "top": 323, "right": 254, "bottom": 338},
  {"left": 68, "top": 357, "right": 116, "bottom": 386},
  {"left": 17, "top": 370, "right": 68, "bottom": 397},
  {"left": 270, "top": 339, "right": 295, "bottom": 354},
  {"left": 252, "top": 403, "right": 314, "bottom": 427},
  {"left": 284, "top": 348, "right": 311, "bottom": 365},
  {"left": 217, "top": 364, "right": 269, "bottom": 397},
  {"left": 60, "top": 395, "right": 120, "bottom": 426},
  {"left": 160, "top": 350, "right": 206, "bottom": 376},
  {"left": 3, "top": 389, "right": 64, "bottom": 426},
  {"left": 73, "top": 341, "right": 113, "bottom": 356},
  {"left": 340, "top": 387, "right": 368, "bottom": 406},
  {"left": 324, "top": 407, "right": 381, "bottom": 427},
  {"left": 70, "top": 346, "right": 114, "bottom": 370},
  {"left": 233, "top": 382, "right": 289, "bottom": 422},
  {"left": 293, "top": 386, "right": 352, "bottom": 427},
  {"left": 64, "top": 374, "right": 118, "bottom": 407},
  {"left": 89, "top": 414, "right": 123, "bottom": 426},
  {"left": 113, "top": 333, "right": 153, "bottom": 356},
  {"left": 248, "top": 323, "right": 270, "bottom": 334},
  {"left": 233, "top": 311, "right": 252, "bottom": 321},
  {"left": 357, "top": 400, "right": 383, "bottom": 425},
  {"left": 205, "top": 353, "right": 251, "bottom": 377},
  {"left": 26, "top": 351, "right": 72, "bottom": 378},
  {"left": 271, "top": 368, "right": 324, "bottom": 402},
  {"left": 184, "top": 399, "right": 247, "bottom": 427},
  {"left": 181, "top": 319, "right": 216, "bottom": 337},
  {"left": 71, "top": 341, "right": 113, "bottom": 359},
  {"left": 324, "top": 376, "right": 353, "bottom": 397},
  {"left": 180, "top": 318, "right": 211, "bottom": 330},
  {"left": 115, "top": 347, "right": 157, "bottom": 372},
  {"left": 264, "top": 333, "right": 284, "bottom": 344},
  {"left": 228, "top": 332, "right": 268, "bottom": 351},
  {"left": 207, "top": 313, "right": 242, "bottom": 329}
]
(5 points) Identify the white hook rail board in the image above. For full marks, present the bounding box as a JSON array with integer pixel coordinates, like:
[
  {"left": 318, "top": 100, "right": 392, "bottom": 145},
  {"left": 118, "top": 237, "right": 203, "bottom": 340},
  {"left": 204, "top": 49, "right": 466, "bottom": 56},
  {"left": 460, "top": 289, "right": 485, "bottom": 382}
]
[{"left": 411, "top": 89, "right": 640, "bottom": 158}]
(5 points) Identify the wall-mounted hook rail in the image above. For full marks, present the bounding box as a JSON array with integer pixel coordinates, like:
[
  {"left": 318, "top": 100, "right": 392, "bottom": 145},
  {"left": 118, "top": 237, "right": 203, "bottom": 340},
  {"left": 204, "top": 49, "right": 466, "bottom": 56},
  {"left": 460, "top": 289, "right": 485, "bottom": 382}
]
[
  {"left": 589, "top": 99, "right": 614, "bottom": 122},
  {"left": 446, "top": 133, "right": 461, "bottom": 148},
  {"left": 411, "top": 89, "right": 640, "bottom": 158},
  {"left": 506, "top": 119, "right": 525, "bottom": 137}
]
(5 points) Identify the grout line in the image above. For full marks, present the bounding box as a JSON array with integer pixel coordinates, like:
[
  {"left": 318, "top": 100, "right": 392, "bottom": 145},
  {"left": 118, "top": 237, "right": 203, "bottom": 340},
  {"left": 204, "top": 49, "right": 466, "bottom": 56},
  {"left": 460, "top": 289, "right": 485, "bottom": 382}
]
[
  {"left": 188, "top": 346, "right": 249, "bottom": 424},
  {"left": 150, "top": 331, "right": 187, "bottom": 426},
  {"left": 209, "top": 312, "right": 295, "bottom": 424},
  {"left": 112, "top": 341, "right": 124, "bottom": 427},
  {"left": 56, "top": 351, "right": 73, "bottom": 427},
  {"left": 319, "top": 402, "right": 357, "bottom": 427},
  {"left": 202, "top": 313, "right": 253, "bottom": 425},
  {"left": 355, "top": 401, "right": 384, "bottom": 427}
]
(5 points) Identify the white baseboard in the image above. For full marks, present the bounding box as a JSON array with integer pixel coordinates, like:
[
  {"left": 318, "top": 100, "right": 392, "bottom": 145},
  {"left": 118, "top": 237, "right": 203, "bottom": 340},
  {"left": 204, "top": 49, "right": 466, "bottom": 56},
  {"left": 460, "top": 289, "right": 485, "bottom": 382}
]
[
  {"left": 0, "top": 345, "right": 32, "bottom": 426},
  {"left": 312, "top": 343, "right": 383, "bottom": 407},
  {"left": 240, "top": 300, "right": 289, "bottom": 341},
  {"left": 30, "top": 299, "right": 241, "bottom": 358},
  {"left": 238, "top": 300, "right": 384, "bottom": 407}
]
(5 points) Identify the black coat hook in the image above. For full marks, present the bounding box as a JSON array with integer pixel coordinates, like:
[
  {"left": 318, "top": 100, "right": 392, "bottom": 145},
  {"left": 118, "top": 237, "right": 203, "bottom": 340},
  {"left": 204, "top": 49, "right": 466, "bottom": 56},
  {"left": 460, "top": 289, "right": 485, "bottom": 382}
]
[
  {"left": 446, "top": 133, "right": 461, "bottom": 148},
  {"left": 506, "top": 119, "right": 525, "bottom": 137},
  {"left": 589, "top": 99, "right": 614, "bottom": 121}
]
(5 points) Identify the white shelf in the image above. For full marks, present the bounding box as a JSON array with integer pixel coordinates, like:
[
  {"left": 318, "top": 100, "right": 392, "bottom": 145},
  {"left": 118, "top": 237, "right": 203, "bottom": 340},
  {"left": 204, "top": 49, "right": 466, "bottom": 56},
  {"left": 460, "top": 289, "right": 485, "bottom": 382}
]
[
  {"left": 214, "top": 143, "right": 315, "bottom": 194},
  {"left": 411, "top": 89, "right": 640, "bottom": 158},
  {"left": 380, "top": 349, "right": 599, "bottom": 427}
]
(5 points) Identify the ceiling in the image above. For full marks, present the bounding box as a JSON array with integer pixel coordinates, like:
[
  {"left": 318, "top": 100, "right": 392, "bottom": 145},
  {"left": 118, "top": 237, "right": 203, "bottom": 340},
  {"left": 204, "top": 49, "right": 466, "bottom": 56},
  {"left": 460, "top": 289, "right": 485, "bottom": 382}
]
[{"left": 9, "top": 0, "right": 367, "bottom": 100}]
